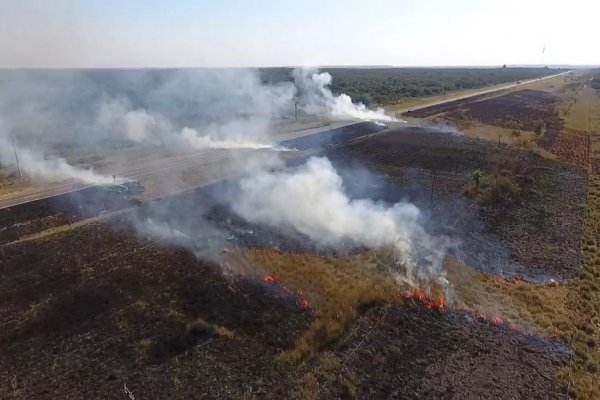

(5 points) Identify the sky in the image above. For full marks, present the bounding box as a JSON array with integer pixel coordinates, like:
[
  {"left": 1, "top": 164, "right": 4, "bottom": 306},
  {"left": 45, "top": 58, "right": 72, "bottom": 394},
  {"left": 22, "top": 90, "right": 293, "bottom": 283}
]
[{"left": 0, "top": 0, "right": 598, "bottom": 68}]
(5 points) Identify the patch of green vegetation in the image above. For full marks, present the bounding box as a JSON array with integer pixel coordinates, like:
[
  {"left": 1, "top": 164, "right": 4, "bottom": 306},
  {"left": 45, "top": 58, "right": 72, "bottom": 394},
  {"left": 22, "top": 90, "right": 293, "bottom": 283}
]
[
  {"left": 556, "top": 174, "right": 600, "bottom": 398},
  {"left": 465, "top": 170, "right": 520, "bottom": 206},
  {"left": 261, "top": 67, "right": 564, "bottom": 105},
  {"left": 591, "top": 74, "right": 600, "bottom": 90}
]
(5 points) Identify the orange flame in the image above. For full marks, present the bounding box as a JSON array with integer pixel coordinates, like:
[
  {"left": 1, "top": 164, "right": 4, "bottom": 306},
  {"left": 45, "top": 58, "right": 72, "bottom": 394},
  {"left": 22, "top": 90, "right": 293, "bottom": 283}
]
[
  {"left": 295, "top": 289, "right": 310, "bottom": 310},
  {"left": 262, "top": 274, "right": 311, "bottom": 311},
  {"left": 401, "top": 287, "right": 446, "bottom": 310},
  {"left": 491, "top": 315, "right": 503, "bottom": 326}
]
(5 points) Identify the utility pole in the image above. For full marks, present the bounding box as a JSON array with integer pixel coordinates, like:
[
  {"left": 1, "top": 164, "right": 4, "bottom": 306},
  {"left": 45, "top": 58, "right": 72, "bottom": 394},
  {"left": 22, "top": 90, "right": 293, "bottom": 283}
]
[
  {"left": 12, "top": 142, "right": 21, "bottom": 177},
  {"left": 430, "top": 176, "right": 435, "bottom": 204},
  {"left": 541, "top": 45, "right": 545, "bottom": 67},
  {"left": 294, "top": 102, "right": 298, "bottom": 122}
]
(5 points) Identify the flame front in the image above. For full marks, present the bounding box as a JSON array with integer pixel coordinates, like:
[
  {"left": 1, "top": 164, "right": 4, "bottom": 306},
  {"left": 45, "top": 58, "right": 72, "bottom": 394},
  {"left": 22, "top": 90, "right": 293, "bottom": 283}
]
[
  {"left": 401, "top": 287, "right": 446, "bottom": 310},
  {"left": 263, "top": 274, "right": 311, "bottom": 311}
]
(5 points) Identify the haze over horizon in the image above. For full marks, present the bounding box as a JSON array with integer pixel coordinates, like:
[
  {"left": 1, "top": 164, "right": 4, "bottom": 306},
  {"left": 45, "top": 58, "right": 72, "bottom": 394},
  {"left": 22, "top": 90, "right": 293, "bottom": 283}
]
[{"left": 1, "top": 0, "right": 598, "bottom": 68}]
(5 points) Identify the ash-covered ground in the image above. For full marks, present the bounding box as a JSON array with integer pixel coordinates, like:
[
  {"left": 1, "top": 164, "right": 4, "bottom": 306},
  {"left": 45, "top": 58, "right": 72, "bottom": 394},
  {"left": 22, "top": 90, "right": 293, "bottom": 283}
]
[
  {"left": 0, "top": 219, "right": 569, "bottom": 399},
  {"left": 0, "top": 125, "right": 579, "bottom": 399}
]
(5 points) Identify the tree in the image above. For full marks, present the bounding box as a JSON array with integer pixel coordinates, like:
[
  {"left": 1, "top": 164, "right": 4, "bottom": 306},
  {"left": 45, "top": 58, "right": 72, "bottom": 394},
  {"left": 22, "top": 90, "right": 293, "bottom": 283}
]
[
  {"left": 534, "top": 119, "right": 546, "bottom": 135},
  {"left": 472, "top": 169, "right": 485, "bottom": 187}
]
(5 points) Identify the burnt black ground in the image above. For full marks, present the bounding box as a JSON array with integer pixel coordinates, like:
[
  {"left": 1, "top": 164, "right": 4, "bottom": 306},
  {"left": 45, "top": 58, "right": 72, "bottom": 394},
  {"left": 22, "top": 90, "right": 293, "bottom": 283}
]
[
  {"left": 327, "top": 127, "right": 587, "bottom": 281},
  {"left": 328, "top": 303, "right": 568, "bottom": 400},
  {"left": 0, "top": 221, "right": 568, "bottom": 399},
  {"left": 0, "top": 124, "right": 577, "bottom": 398}
]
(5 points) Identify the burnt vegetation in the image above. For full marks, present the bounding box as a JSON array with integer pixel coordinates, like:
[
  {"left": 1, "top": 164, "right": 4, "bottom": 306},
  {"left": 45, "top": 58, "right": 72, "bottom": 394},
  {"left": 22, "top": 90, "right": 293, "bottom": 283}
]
[
  {"left": 0, "top": 125, "right": 582, "bottom": 399},
  {"left": 327, "top": 127, "right": 587, "bottom": 281},
  {"left": 3, "top": 71, "right": 599, "bottom": 398}
]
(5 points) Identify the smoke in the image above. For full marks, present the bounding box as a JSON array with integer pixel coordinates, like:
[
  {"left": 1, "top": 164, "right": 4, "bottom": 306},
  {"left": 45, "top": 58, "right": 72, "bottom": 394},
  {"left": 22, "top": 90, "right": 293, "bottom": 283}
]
[
  {"left": 231, "top": 156, "right": 450, "bottom": 287},
  {"left": 0, "top": 136, "right": 114, "bottom": 185},
  {"left": 0, "top": 67, "right": 399, "bottom": 184},
  {"left": 134, "top": 217, "right": 191, "bottom": 243},
  {"left": 293, "top": 68, "right": 400, "bottom": 122},
  {"left": 417, "top": 118, "right": 462, "bottom": 135},
  {"left": 0, "top": 66, "right": 452, "bottom": 289}
]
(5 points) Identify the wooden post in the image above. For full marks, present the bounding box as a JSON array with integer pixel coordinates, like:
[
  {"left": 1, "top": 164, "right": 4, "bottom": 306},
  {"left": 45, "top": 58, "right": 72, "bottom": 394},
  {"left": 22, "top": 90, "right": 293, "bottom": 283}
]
[
  {"left": 430, "top": 176, "right": 435, "bottom": 204},
  {"left": 12, "top": 142, "right": 21, "bottom": 177},
  {"left": 294, "top": 102, "right": 298, "bottom": 122}
]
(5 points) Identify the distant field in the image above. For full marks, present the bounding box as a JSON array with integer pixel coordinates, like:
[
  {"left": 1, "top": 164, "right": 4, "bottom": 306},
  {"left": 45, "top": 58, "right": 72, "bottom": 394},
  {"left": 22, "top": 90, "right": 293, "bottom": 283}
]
[
  {"left": 261, "top": 67, "right": 565, "bottom": 105},
  {"left": 564, "top": 86, "right": 600, "bottom": 132}
]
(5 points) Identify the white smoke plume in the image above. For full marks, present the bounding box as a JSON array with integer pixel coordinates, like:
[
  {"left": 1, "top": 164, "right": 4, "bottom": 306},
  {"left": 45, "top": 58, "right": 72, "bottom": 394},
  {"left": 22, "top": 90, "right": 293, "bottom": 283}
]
[
  {"left": 232, "top": 156, "right": 449, "bottom": 286},
  {"left": 0, "top": 67, "right": 398, "bottom": 185},
  {"left": 93, "top": 69, "right": 297, "bottom": 151},
  {"left": 135, "top": 218, "right": 190, "bottom": 243},
  {"left": 99, "top": 103, "right": 288, "bottom": 151},
  {"left": 0, "top": 137, "right": 114, "bottom": 185},
  {"left": 293, "top": 68, "right": 400, "bottom": 122}
]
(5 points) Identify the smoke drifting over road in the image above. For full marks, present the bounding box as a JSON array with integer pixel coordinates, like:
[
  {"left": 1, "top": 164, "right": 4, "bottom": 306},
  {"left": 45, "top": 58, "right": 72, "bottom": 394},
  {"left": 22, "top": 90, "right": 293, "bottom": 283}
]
[
  {"left": 0, "top": 68, "right": 397, "bottom": 184},
  {"left": 0, "top": 136, "right": 113, "bottom": 184},
  {"left": 1, "top": 67, "right": 446, "bottom": 287}
]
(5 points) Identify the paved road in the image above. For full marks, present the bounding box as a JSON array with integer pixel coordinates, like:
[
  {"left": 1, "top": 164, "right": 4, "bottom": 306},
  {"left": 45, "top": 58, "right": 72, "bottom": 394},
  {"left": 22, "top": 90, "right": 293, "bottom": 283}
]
[
  {"left": 397, "top": 70, "right": 572, "bottom": 114},
  {"left": 0, "top": 120, "right": 359, "bottom": 209},
  {"left": 0, "top": 71, "right": 572, "bottom": 210}
]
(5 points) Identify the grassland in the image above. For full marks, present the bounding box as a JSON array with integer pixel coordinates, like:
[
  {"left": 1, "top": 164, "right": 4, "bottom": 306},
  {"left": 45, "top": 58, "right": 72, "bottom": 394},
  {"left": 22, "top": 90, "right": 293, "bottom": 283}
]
[
  {"left": 455, "top": 172, "right": 600, "bottom": 398},
  {"left": 226, "top": 248, "right": 400, "bottom": 359},
  {"left": 379, "top": 69, "right": 600, "bottom": 397},
  {"left": 476, "top": 71, "right": 600, "bottom": 398},
  {"left": 562, "top": 83, "right": 600, "bottom": 133},
  {"left": 385, "top": 83, "right": 523, "bottom": 113},
  {"left": 387, "top": 72, "right": 569, "bottom": 113},
  {"left": 0, "top": 172, "right": 32, "bottom": 199},
  {"left": 2, "top": 69, "right": 598, "bottom": 398},
  {"left": 461, "top": 123, "right": 557, "bottom": 156}
]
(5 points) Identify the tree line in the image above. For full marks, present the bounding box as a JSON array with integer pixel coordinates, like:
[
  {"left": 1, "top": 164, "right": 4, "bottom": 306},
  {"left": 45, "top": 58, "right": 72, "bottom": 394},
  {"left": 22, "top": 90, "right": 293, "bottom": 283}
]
[{"left": 260, "top": 67, "right": 564, "bottom": 105}]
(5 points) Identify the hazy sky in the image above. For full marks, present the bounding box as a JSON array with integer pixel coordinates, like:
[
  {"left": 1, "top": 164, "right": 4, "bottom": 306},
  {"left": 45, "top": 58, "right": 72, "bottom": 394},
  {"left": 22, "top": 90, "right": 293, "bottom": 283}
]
[{"left": 1, "top": 0, "right": 597, "bottom": 68}]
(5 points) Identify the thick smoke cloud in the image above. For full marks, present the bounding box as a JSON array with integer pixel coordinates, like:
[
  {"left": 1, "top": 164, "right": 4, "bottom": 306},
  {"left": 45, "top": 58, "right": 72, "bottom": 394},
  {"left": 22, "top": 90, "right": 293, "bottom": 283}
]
[
  {"left": 293, "top": 68, "right": 399, "bottom": 122},
  {"left": 0, "top": 68, "right": 396, "bottom": 184},
  {"left": 232, "top": 156, "right": 450, "bottom": 287},
  {"left": 0, "top": 136, "right": 113, "bottom": 184},
  {"left": 0, "top": 66, "right": 447, "bottom": 287}
]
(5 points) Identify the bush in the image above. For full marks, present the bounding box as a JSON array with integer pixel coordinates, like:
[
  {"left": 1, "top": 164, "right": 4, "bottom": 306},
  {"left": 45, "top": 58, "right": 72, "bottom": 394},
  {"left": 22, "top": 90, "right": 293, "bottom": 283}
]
[
  {"left": 534, "top": 119, "right": 546, "bottom": 135},
  {"left": 466, "top": 173, "right": 521, "bottom": 206}
]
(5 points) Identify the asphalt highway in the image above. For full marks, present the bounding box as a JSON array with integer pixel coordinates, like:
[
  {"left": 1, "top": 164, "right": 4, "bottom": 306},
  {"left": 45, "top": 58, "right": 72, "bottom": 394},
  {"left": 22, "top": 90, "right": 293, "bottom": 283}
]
[
  {"left": 0, "top": 120, "right": 358, "bottom": 209},
  {"left": 0, "top": 71, "right": 572, "bottom": 210}
]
